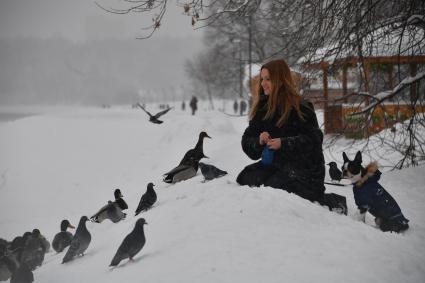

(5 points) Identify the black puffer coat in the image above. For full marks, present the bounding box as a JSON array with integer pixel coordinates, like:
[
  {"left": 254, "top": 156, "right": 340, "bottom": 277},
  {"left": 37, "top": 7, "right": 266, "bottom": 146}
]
[{"left": 239, "top": 95, "right": 325, "bottom": 201}]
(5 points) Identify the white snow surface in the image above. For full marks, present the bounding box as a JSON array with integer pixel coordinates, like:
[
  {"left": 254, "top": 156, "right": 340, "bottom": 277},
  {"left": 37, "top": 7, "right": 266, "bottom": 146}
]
[{"left": 0, "top": 104, "right": 424, "bottom": 283}]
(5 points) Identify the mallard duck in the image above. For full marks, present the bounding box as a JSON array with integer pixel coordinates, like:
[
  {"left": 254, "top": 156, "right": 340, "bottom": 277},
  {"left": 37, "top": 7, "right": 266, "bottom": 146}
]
[{"left": 52, "top": 220, "right": 75, "bottom": 253}]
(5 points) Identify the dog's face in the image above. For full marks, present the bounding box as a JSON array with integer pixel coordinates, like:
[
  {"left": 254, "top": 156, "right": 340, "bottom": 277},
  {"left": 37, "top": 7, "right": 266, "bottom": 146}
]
[{"left": 342, "top": 151, "right": 363, "bottom": 184}]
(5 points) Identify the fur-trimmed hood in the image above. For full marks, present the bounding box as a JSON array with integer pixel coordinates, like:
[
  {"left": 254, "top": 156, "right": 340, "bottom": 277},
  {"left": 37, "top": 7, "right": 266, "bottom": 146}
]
[{"left": 355, "top": 161, "right": 380, "bottom": 187}]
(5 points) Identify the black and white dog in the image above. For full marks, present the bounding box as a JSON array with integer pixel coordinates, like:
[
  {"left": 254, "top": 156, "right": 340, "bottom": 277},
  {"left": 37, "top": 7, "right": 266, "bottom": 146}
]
[{"left": 342, "top": 151, "right": 409, "bottom": 232}]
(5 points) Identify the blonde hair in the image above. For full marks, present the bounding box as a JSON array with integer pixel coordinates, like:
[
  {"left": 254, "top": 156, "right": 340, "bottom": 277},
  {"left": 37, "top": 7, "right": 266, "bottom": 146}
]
[{"left": 249, "top": 59, "right": 304, "bottom": 127}]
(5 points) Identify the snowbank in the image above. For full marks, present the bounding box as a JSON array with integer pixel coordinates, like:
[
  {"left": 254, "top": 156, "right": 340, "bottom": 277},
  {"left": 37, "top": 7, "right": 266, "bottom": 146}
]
[{"left": 0, "top": 105, "right": 424, "bottom": 283}]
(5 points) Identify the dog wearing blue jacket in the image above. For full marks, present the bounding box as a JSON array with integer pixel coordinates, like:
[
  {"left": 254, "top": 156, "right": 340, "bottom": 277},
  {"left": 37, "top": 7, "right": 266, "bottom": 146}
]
[{"left": 342, "top": 151, "right": 409, "bottom": 232}]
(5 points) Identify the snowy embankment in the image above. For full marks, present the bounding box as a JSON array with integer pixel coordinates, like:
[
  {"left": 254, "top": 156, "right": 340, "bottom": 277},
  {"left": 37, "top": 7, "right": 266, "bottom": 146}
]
[{"left": 0, "top": 105, "right": 424, "bottom": 283}]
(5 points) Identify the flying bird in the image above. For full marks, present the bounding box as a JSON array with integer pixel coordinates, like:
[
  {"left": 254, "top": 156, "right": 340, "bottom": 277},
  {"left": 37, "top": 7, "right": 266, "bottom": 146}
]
[
  {"left": 199, "top": 162, "right": 227, "bottom": 181},
  {"left": 110, "top": 218, "right": 147, "bottom": 267},
  {"left": 52, "top": 220, "right": 75, "bottom": 253},
  {"left": 327, "top": 162, "right": 342, "bottom": 182},
  {"left": 135, "top": 183, "right": 157, "bottom": 216},
  {"left": 62, "top": 216, "right": 91, "bottom": 264},
  {"left": 137, "top": 103, "right": 172, "bottom": 124}
]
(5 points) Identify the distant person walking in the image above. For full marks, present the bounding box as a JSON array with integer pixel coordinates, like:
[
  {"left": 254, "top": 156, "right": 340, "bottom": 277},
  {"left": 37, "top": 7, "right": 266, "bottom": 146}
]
[
  {"left": 240, "top": 100, "right": 247, "bottom": 116},
  {"left": 181, "top": 101, "right": 186, "bottom": 111},
  {"left": 233, "top": 100, "right": 239, "bottom": 114},
  {"left": 190, "top": 96, "right": 198, "bottom": 115}
]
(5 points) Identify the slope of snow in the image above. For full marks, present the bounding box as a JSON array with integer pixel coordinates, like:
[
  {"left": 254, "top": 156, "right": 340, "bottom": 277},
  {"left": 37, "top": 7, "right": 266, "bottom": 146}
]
[{"left": 0, "top": 105, "right": 424, "bottom": 283}]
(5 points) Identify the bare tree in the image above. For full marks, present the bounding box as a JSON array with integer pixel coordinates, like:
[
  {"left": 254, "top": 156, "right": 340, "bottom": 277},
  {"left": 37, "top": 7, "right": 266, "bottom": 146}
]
[{"left": 185, "top": 43, "right": 239, "bottom": 108}]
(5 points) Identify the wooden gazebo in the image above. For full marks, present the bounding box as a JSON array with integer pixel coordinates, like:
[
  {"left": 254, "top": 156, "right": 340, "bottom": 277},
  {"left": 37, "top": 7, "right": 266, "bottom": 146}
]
[{"left": 303, "top": 55, "right": 425, "bottom": 134}]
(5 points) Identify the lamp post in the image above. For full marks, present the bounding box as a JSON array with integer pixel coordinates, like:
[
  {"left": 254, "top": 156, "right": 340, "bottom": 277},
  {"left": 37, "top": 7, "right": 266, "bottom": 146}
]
[
  {"left": 233, "top": 39, "right": 243, "bottom": 98},
  {"left": 248, "top": 15, "right": 252, "bottom": 91}
]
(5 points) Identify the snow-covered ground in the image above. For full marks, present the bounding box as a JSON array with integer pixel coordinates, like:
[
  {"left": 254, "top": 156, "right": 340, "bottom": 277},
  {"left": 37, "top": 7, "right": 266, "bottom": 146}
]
[{"left": 0, "top": 103, "right": 424, "bottom": 283}]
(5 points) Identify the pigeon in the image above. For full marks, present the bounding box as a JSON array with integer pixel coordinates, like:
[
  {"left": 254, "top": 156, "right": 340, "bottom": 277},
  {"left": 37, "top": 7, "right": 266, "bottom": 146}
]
[
  {"left": 327, "top": 162, "right": 342, "bottom": 182},
  {"left": 179, "top": 132, "right": 211, "bottom": 165},
  {"left": 137, "top": 103, "right": 172, "bottom": 124},
  {"left": 90, "top": 189, "right": 127, "bottom": 223},
  {"left": 52, "top": 220, "right": 75, "bottom": 253},
  {"left": 199, "top": 162, "right": 228, "bottom": 181},
  {"left": 62, "top": 216, "right": 91, "bottom": 264},
  {"left": 110, "top": 218, "right": 147, "bottom": 267},
  {"left": 135, "top": 183, "right": 157, "bottom": 216}
]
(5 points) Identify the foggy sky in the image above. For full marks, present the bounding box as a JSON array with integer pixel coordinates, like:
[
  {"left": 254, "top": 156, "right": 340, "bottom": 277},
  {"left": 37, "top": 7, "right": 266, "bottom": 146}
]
[
  {"left": 0, "top": 0, "right": 204, "bottom": 105},
  {"left": 0, "top": 0, "right": 203, "bottom": 41}
]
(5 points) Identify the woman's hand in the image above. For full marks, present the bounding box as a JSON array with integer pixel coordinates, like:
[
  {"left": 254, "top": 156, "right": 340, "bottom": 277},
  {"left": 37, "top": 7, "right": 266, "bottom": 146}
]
[
  {"left": 259, "top": 132, "right": 271, "bottom": 145},
  {"left": 267, "top": 138, "right": 282, "bottom": 150}
]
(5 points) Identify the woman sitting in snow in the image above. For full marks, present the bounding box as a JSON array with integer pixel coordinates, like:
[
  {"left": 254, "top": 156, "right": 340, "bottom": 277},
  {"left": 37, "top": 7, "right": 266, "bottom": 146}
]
[{"left": 237, "top": 59, "right": 337, "bottom": 207}]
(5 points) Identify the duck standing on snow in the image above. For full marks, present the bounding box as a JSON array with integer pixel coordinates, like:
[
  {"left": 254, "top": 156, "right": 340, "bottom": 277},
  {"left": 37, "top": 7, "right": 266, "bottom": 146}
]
[
  {"left": 0, "top": 239, "right": 18, "bottom": 282},
  {"left": 0, "top": 255, "right": 17, "bottom": 282},
  {"left": 163, "top": 132, "right": 211, "bottom": 183},
  {"left": 135, "top": 183, "right": 157, "bottom": 215},
  {"left": 110, "top": 218, "right": 147, "bottom": 267},
  {"left": 90, "top": 189, "right": 128, "bottom": 223},
  {"left": 62, "top": 216, "right": 91, "bottom": 264},
  {"left": 163, "top": 159, "right": 199, "bottom": 184},
  {"left": 179, "top": 131, "right": 211, "bottom": 166},
  {"left": 9, "top": 236, "right": 25, "bottom": 266},
  {"left": 114, "top": 189, "right": 128, "bottom": 211},
  {"left": 10, "top": 262, "right": 33, "bottom": 283},
  {"left": 199, "top": 162, "right": 228, "bottom": 181},
  {"left": 52, "top": 220, "right": 75, "bottom": 253},
  {"left": 31, "top": 229, "right": 50, "bottom": 254},
  {"left": 20, "top": 229, "right": 46, "bottom": 270}
]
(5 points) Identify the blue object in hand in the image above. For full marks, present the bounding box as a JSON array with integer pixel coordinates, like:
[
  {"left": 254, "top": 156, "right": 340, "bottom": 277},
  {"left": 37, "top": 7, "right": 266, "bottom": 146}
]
[{"left": 261, "top": 146, "right": 275, "bottom": 166}]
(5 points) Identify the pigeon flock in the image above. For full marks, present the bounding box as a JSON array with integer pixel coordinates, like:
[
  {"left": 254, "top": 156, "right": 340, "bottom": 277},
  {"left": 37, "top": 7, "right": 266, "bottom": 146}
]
[{"left": 0, "top": 126, "right": 228, "bottom": 282}]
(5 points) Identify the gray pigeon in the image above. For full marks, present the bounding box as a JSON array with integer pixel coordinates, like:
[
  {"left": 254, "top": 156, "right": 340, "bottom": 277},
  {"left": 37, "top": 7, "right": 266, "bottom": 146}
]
[
  {"left": 135, "top": 183, "right": 157, "bottom": 216},
  {"left": 199, "top": 162, "right": 228, "bottom": 181},
  {"left": 52, "top": 220, "right": 75, "bottom": 253},
  {"left": 110, "top": 218, "right": 147, "bottom": 267},
  {"left": 62, "top": 216, "right": 91, "bottom": 264}
]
